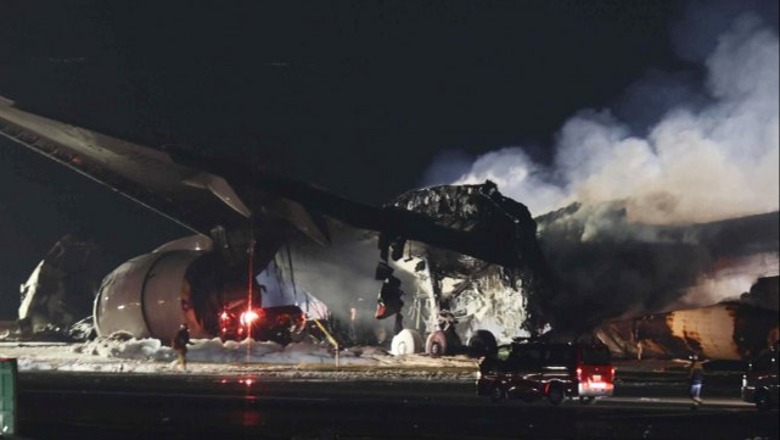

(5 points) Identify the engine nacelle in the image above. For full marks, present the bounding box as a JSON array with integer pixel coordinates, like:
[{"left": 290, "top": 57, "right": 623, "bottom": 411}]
[{"left": 94, "top": 249, "right": 211, "bottom": 344}]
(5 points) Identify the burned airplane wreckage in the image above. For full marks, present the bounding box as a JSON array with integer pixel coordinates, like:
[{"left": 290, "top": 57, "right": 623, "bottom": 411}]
[
  {"left": 0, "top": 96, "right": 551, "bottom": 354},
  {"left": 2, "top": 95, "right": 778, "bottom": 361},
  {"left": 384, "top": 182, "right": 553, "bottom": 355},
  {"left": 1, "top": 182, "right": 554, "bottom": 356}
]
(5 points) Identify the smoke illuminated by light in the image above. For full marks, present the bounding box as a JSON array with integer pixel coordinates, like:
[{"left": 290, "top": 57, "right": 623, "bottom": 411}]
[
  {"left": 417, "top": 2, "right": 780, "bottom": 324},
  {"left": 434, "top": 6, "right": 779, "bottom": 225}
]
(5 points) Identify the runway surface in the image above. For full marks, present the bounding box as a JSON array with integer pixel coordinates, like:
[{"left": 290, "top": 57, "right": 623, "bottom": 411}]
[{"left": 12, "top": 369, "right": 779, "bottom": 439}]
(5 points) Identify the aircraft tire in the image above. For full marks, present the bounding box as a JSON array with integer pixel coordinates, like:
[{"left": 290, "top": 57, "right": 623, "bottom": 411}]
[
  {"left": 426, "top": 330, "right": 448, "bottom": 358},
  {"left": 466, "top": 330, "right": 498, "bottom": 358},
  {"left": 391, "top": 329, "right": 424, "bottom": 355}
]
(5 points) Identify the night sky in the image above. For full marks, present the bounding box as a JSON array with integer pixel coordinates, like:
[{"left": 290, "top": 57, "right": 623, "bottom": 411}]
[{"left": 0, "top": 1, "right": 776, "bottom": 318}]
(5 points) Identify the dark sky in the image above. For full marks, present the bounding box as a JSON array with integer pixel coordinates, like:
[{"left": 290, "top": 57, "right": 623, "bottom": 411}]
[{"left": 0, "top": 0, "right": 695, "bottom": 318}]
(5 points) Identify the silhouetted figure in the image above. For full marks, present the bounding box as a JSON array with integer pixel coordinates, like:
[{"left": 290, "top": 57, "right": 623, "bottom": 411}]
[
  {"left": 687, "top": 354, "right": 704, "bottom": 408},
  {"left": 172, "top": 323, "right": 192, "bottom": 370}
]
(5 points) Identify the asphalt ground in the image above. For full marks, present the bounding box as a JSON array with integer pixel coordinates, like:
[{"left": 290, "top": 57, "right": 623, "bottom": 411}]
[{"left": 10, "top": 368, "right": 778, "bottom": 440}]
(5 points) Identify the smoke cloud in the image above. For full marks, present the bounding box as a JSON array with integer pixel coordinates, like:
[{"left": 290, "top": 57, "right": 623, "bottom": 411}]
[
  {"left": 418, "top": 3, "right": 780, "bottom": 328},
  {"left": 433, "top": 7, "right": 778, "bottom": 225}
]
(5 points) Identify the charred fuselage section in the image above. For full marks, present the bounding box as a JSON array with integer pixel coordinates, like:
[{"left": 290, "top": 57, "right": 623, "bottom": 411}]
[
  {"left": 0, "top": 234, "right": 108, "bottom": 341},
  {"left": 387, "top": 182, "right": 555, "bottom": 346},
  {"left": 595, "top": 284, "right": 779, "bottom": 361},
  {"left": 536, "top": 203, "right": 779, "bottom": 334}
]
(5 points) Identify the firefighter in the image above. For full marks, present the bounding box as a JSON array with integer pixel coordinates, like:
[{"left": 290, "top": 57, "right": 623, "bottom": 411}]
[{"left": 172, "top": 323, "right": 192, "bottom": 370}]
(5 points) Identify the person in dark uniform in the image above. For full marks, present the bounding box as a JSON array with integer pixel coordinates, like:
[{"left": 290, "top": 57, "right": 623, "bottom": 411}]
[{"left": 172, "top": 323, "right": 192, "bottom": 370}]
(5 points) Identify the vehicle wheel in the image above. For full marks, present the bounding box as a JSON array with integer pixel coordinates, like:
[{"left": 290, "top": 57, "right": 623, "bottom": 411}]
[
  {"left": 579, "top": 396, "right": 596, "bottom": 405},
  {"left": 426, "top": 330, "right": 448, "bottom": 358},
  {"left": 490, "top": 385, "right": 505, "bottom": 403},
  {"left": 466, "top": 330, "right": 498, "bottom": 358},
  {"left": 547, "top": 384, "right": 565, "bottom": 406},
  {"left": 755, "top": 389, "right": 772, "bottom": 412}
]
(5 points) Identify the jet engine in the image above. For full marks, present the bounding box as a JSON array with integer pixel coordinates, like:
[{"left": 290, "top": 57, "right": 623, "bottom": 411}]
[
  {"left": 94, "top": 249, "right": 209, "bottom": 344},
  {"left": 93, "top": 235, "right": 309, "bottom": 346}
]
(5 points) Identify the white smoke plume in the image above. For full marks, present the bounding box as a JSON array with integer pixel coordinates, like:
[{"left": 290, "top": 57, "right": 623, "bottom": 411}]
[{"left": 438, "top": 8, "right": 778, "bottom": 225}]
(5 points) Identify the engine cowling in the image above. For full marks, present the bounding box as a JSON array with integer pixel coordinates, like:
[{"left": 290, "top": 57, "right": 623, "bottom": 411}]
[{"left": 93, "top": 249, "right": 211, "bottom": 344}]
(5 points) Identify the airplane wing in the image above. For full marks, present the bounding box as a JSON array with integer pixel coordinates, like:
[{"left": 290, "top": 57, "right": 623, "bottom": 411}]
[
  {"left": 166, "top": 148, "right": 529, "bottom": 268},
  {"left": 0, "top": 95, "right": 527, "bottom": 269},
  {"left": 0, "top": 95, "right": 329, "bottom": 245}
]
